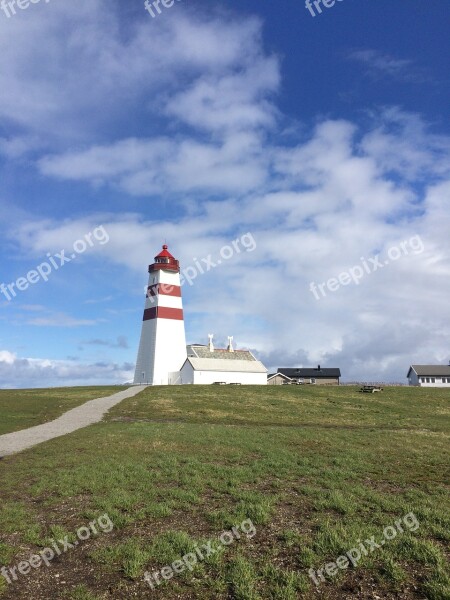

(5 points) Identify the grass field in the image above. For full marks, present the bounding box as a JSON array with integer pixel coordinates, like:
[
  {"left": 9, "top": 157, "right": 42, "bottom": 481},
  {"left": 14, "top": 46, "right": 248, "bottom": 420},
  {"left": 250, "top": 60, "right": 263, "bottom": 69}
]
[
  {"left": 0, "top": 385, "right": 448, "bottom": 599},
  {"left": 0, "top": 387, "right": 127, "bottom": 436}
]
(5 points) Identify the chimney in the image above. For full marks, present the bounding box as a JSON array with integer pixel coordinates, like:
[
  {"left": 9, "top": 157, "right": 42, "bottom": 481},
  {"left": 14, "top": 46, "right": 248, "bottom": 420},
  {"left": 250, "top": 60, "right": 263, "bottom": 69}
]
[
  {"left": 227, "top": 336, "right": 234, "bottom": 353},
  {"left": 318, "top": 364, "right": 321, "bottom": 371},
  {"left": 208, "top": 334, "right": 214, "bottom": 353}
]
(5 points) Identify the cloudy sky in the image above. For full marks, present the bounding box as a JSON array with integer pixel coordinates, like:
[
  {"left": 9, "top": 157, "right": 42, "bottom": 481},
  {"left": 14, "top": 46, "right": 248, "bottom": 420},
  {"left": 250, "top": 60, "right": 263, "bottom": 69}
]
[{"left": 0, "top": 0, "right": 449, "bottom": 387}]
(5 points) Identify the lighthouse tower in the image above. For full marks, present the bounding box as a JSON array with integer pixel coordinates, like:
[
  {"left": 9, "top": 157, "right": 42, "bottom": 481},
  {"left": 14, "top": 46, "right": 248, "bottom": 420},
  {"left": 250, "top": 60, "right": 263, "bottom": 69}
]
[{"left": 134, "top": 245, "right": 187, "bottom": 385}]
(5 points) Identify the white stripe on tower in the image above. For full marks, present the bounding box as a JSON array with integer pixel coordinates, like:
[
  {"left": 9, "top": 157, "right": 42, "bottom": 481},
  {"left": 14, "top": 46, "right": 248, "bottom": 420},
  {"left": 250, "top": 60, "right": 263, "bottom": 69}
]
[{"left": 134, "top": 245, "right": 187, "bottom": 385}]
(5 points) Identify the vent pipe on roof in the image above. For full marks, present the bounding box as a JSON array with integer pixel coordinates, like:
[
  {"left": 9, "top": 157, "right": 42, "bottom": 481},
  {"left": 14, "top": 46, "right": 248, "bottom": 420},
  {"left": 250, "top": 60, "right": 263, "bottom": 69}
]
[
  {"left": 227, "top": 336, "right": 234, "bottom": 353},
  {"left": 318, "top": 364, "right": 321, "bottom": 371},
  {"left": 208, "top": 334, "right": 214, "bottom": 353}
]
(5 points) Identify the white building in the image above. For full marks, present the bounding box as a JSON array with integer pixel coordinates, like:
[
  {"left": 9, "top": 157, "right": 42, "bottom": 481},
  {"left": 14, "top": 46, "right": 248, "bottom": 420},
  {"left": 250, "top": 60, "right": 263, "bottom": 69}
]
[
  {"left": 175, "top": 337, "right": 267, "bottom": 385},
  {"left": 134, "top": 245, "right": 187, "bottom": 385},
  {"left": 407, "top": 365, "right": 450, "bottom": 387}
]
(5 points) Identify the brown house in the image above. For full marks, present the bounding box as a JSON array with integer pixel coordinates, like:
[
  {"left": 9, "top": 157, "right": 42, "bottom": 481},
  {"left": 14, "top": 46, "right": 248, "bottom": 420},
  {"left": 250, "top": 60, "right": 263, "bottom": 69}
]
[{"left": 267, "top": 373, "right": 293, "bottom": 385}]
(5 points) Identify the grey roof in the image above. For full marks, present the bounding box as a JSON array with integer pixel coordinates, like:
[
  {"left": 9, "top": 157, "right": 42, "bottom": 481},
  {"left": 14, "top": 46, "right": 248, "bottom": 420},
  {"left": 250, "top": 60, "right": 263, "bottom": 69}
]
[
  {"left": 278, "top": 367, "right": 341, "bottom": 378},
  {"left": 408, "top": 365, "right": 450, "bottom": 377},
  {"left": 184, "top": 357, "right": 268, "bottom": 373},
  {"left": 187, "top": 345, "right": 256, "bottom": 362}
]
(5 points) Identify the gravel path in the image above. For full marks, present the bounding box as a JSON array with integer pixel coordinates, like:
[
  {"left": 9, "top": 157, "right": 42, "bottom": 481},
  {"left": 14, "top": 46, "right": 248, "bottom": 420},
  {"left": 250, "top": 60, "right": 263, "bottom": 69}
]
[{"left": 0, "top": 386, "right": 147, "bottom": 458}]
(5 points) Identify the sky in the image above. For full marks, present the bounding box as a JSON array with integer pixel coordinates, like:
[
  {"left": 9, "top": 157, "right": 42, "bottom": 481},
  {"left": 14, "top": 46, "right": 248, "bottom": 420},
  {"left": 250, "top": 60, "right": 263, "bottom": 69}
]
[{"left": 0, "top": 0, "right": 449, "bottom": 387}]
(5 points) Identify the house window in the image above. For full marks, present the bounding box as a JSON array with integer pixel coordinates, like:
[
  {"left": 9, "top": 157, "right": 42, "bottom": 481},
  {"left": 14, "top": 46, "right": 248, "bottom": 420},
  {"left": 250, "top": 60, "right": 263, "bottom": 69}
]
[
  {"left": 426, "top": 378, "right": 431, "bottom": 383},
  {"left": 431, "top": 378, "right": 435, "bottom": 383},
  {"left": 311, "top": 378, "right": 316, "bottom": 384},
  {"left": 420, "top": 378, "right": 426, "bottom": 383}
]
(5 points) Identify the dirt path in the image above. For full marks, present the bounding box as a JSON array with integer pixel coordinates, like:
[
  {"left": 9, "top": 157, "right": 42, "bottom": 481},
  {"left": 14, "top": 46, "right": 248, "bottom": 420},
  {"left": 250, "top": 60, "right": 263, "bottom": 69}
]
[{"left": 0, "top": 386, "right": 147, "bottom": 458}]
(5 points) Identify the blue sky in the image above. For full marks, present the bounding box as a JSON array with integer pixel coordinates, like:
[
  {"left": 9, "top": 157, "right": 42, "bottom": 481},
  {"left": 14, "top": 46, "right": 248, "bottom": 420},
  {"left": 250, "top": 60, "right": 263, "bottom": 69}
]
[{"left": 0, "top": 0, "right": 449, "bottom": 387}]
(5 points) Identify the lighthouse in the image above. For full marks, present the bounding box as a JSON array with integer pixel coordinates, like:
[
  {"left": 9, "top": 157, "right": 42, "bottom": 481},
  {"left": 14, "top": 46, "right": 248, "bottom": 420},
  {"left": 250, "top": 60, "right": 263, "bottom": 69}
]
[{"left": 134, "top": 245, "right": 187, "bottom": 385}]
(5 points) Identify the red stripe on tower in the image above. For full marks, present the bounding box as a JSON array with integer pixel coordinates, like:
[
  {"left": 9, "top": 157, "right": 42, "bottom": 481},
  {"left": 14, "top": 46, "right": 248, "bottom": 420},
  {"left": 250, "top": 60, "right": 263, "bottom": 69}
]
[
  {"left": 143, "top": 307, "right": 184, "bottom": 321},
  {"left": 147, "top": 284, "right": 182, "bottom": 298}
]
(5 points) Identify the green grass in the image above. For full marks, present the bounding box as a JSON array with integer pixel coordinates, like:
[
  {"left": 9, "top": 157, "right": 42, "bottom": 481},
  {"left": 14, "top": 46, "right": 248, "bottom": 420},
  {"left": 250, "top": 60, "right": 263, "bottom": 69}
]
[
  {"left": 0, "top": 385, "right": 448, "bottom": 599},
  {"left": 0, "top": 386, "right": 127, "bottom": 435},
  {"left": 63, "top": 585, "right": 102, "bottom": 600},
  {"left": 106, "top": 383, "right": 450, "bottom": 432}
]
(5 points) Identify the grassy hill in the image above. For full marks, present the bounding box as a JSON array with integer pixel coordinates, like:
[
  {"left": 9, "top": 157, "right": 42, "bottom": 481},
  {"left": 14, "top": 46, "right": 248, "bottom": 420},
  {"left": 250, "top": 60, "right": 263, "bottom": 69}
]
[
  {"left": 0, "top": 387, "right": 127, "bottom": 436},
  {"left": 0, "top": 385, "right": 448, "bottom": 599}
]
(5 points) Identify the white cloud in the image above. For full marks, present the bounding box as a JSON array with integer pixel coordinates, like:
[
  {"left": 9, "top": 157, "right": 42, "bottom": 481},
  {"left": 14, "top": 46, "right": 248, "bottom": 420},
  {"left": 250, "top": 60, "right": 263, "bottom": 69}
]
[
  {"left": 39, "top": 133, "right": 270, "bottom": 196},
  {"left": 26, "top": 313, "right": 104, "bottom": 328},
  {"left": 0, "top": 351, "right": 16, "bottom": 365},
  {"left": 0, "top": 135, "right": 43, "bottom": 158},
  {"left": 361, "top": 108, "right": 450, "bottom": 181},
  {"left": 13, "top": 107, "right": 450, "bottom": 382},
  {"left": 83, "top": 296, "right": 114, "bottom": 305},
  {"left": 0, "top": 2, "right": 276, "bottom": 146},
  {"left": 349, "top": 49, "right": 411, "bottom": 72},
  {"left": 2, "top": 209, "right": 448, "bottom": 384},
  {"left": 0, "top": 3, "right": 281, "bottom": 193},
  {"left": 164, "top": 56, "right": 280, "bottom": 133},
  {"left": 347, "top": 49, "right": 428, "bottom": 83},
  {"left": 80, "top": 336, "right": 129, "bottom": 349},
  {"left": 18, "top": 304, "right": 47, "bottom": 312},
  {"left": 0, "top": 350, "right": 133, "bottom": 389}
]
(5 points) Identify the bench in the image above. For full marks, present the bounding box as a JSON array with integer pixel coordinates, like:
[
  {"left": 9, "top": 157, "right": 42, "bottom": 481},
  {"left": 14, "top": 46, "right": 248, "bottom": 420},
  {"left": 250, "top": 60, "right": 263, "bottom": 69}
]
[{"left": 360, "top": 385, "right": 384, "bottom": 393}]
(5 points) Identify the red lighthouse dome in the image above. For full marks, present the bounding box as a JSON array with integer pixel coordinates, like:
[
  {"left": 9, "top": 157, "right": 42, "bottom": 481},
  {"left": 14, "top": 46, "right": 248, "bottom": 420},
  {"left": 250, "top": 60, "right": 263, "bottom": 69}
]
[{"left": 149, "top": 244, "right": 180, "bottom": 273}]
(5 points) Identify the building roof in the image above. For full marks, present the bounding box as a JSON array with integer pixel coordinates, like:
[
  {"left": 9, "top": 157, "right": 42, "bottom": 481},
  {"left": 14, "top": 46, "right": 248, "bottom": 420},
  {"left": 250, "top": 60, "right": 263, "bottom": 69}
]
[
  {"left": 268, "top": 372, "right": 292, "bottom": 381},
  {"left": 183, "top": 357, "right": 268, "bottom": 374},
  {"left": 187, "top": 344, "right": 256, "bottom": 362},
  {"left": 155, "top": 244, "right": 175, "bottom": 259},
  {"left": 278, "top": 367, "right": 341, "bottom": 378},
  {"left": 408, "top": 365, "right": 450, "bottom": 377}
]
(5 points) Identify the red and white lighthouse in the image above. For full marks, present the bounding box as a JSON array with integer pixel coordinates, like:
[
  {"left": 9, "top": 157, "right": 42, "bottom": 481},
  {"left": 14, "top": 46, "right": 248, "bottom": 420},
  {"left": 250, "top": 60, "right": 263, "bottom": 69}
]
[{"left": 134, "top": 245, "right": 187, "bottom": 385}]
